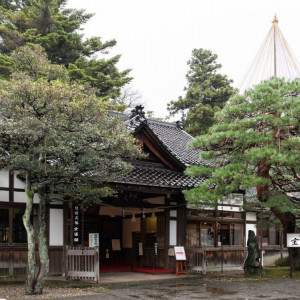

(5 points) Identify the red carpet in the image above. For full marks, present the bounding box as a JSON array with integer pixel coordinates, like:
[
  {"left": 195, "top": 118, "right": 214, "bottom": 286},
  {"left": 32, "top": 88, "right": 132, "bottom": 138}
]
[
  {"left": 100, "top": 263, "right": 131, "bottom": 272},
  {"left": 100, "top": 263, "right": 174, "bottom": 274},
  {"left": 132, "top": 267, "right": 175, "bottom": 274}
]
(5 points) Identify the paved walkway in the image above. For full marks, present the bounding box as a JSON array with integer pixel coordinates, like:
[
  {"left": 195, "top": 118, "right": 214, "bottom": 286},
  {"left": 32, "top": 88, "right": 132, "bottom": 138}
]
[{"left": 1, "top": 270, "right": 300, "bottom": 299}]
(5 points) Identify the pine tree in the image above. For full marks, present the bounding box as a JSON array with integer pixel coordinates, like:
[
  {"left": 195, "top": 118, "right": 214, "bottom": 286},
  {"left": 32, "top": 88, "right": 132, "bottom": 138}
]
[
  {"left": 0, "top": 0, "right": 131, "bottom": 100},
  {"left": 167, "top": 48, "right": 236, "bottom": 136},
  {"left": 184, "top": 78, "right": 300, "bottom": 265},
  {"left": 0, "top": 44, "right": 142, "bottom": 295}
]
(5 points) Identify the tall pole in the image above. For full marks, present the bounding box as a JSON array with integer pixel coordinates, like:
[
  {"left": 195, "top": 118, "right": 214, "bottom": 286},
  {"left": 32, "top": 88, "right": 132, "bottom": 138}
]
[
  {"left": 273, "top": 16, "right": 278, "bottom": 77},
  {"left": 221, "top": 198, "right": 224, "bottom": 276},
  {"left": 259, "top": 206, "right": 263, "bottom": 280}
]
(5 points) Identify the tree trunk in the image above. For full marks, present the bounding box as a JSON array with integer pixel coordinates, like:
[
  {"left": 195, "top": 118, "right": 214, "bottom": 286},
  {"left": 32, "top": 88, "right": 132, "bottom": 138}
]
[
  {"left": 271, "top": 209, "right": 299, "bottom": 268},
  {"left": 23, "top": 174, "right": 36, "bottom": 295},
  {"left": 34, "top": 191, "right": 49, "bottom": 294},
  {"left": 256, "top": 160, "right": 300, "bottom": 269}
]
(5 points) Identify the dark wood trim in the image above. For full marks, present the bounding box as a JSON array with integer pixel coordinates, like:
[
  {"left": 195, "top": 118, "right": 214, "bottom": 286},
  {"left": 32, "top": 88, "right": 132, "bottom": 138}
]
[
  {"left": 8, "top": 207, "right": 13, "bottom": 244},
  {"left": 12, "top": 188, "right": 25, "bottom": 192},
  {"left": 49, "top": 204, "right": 64, "bottom": 209},
  {"left": 9, "top": 173, "right": 14, "bottom": 203},
  {"left": 48, "top": 246, "right": 64, "bottom": 250},
  {"left": 107, "top": 183, "right": 182, "bottom": 195},
  {"left": 46, "top": 205, "right": 50, "bottom": 247},
  {"left": 164, "top": 195, "right": 170, "bottom": 268},
  {"left": 187, "top": 215, "right": 244, "bottom": 223},
  {"left": 0, "top": 187, "right": 9, "bottom": 191},
  {"left": 135, "top": 127, "right": 185, "bottom": 171},
  {"left": 63, "top": 202, "right": 68, "bottom": 247},
  {"left": 204, "top": 246, "right": 245, "bottom": 252},
  {"left": 247, "top": 221, "right": 257, "bottom": 224},
  {"left": 0, "top": 245, "right": 28, "bottom": 250},
  {"left": 177, "top": 196, "right": 186, "bottom": 246},
  {"left": 0, "top": 202, "right": 38, "bottom": 208}
]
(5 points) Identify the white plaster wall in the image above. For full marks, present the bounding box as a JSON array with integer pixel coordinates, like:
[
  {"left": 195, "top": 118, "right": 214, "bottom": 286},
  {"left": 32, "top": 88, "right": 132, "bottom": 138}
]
[
  {"left": 49, "top": 208, "right": 63, "bottom": 246},
  {"left": 170, "top": 210, "right": 177, "bottom": 217},
  {"left": 122, "top": 218, "right": 141, "bottom": 248},
  {"left": 217, "top": 205, "right": 241, "bottom": 212},
  {"left": 263, "top": 250, "right": 288, "bottom": 266},
  {"left": 14, "top": 191, "right": 27, "bottom": 203},
  {"left": 245, "top": 223, "right": 257, "bottom": 246},
  {"left": 246, "top": 212, "right": 257, "bottom": 221},
  {"left": 169, "top": 220, "right": 177, "bottom": 246},
  {"left": 14, "top": 173, "right": 25, "bottom": 189},
  {"left": 0, "top": 171, "right": 9, "bottom": 188},
  {"left": 14, "top": 192, "right": 40, "bottom": 203},
  {"left": 0, "top": 190, "right": 9, "bottom": 202}
]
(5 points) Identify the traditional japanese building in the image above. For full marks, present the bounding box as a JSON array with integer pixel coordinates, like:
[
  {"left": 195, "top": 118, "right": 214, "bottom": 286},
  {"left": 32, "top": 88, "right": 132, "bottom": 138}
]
[{"left": 0, "top": 106, "right": 278, "bottom": 276}]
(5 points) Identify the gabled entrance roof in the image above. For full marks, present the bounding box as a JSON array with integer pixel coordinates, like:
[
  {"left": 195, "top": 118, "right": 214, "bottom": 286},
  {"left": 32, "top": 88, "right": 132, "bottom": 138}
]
[{"left": 114, "top": 109, "right": 208, "bottom": 190}]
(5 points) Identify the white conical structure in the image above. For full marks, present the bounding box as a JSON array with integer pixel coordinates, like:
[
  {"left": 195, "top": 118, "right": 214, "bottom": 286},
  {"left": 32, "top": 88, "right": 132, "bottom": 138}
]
[{"left": 239, "top": 16, "right": 300, "bottom": 92}]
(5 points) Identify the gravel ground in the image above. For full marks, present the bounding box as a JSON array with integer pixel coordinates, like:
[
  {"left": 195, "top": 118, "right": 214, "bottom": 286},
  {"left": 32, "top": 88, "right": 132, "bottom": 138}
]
[
  {"left": 0, "top": 271, "right": 299, "bottom": 300},
  {"left": 0, "top": 285, "right": 106, "bottom": 300}
]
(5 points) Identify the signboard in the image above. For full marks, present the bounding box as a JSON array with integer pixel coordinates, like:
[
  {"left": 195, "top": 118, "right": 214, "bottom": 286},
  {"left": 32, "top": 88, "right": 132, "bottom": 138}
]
[
  {"left": 168, "top": 248, "right": 175, "bottom": 256},
  {"left": 138, "top": 243, "right": 143, "bottom": 256},
  {"left": 154, "top": 242, "right": 158, "bottom": 256},
  {"left": 89, "top": 233, "right": 99, "bottom": 247},
  {"left": 287, "top": 233, "right": 300, "bottom": 247},
  {"left": 174, "top": 246, "right": 186, "bottom": 261},
  {"left": 112, "top": 239, "right": 121, "bottom": 251},
  {"left": 73, "top": 204, "right": 81, "bottom": 245}
]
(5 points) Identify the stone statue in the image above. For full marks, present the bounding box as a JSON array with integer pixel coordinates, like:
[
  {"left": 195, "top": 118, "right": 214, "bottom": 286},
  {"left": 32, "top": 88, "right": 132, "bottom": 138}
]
[{"left": 244, "top": 230, "right": 265, "bottom": 275}]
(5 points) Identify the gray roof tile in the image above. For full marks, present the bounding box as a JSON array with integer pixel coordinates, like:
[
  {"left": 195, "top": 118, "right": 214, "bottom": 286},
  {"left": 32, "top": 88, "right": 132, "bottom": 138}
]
[
  {"left": 116, "top": 164, "right": 205, "bottom": 188},
  {"left": 147, "top": 121, "right": 203, "bottom": 167}
]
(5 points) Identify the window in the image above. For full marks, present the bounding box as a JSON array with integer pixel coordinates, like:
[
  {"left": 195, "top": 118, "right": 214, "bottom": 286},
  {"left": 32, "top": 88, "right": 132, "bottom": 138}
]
[
  {"left": 0, "top": 208, "right": 9, "bottom": 243},
  {"left": 201, "top": 223, "right": 214, "bottom": 246},
  {"left": 0, "top": 207, "right": 38, "bottom": 244},
  {"left": 231, "top": 223, "right": 243, "bottom": 246},
  {"left": 186, "top": 223, "right": 198, "bottom": 246},
  {"left": 269, "top": 227, "right": 280, "bottom": 245},
  {"left": 187, "top": 218, "right": 244, "bottom": 247},
  {"left": 218, "top": 223, "right": 243, "bottom": 246},
  {"left": 13, "top": 208, "right": 27, "bottom": 243},
  {"left": 218, "top": 224, "right": 230, "bottom": 245},
  {"left": 258, "top": 226, "right": 281, "bottom": 246},
  {"left": 219, "top": 211, "right": 242, "bottom": 219}
]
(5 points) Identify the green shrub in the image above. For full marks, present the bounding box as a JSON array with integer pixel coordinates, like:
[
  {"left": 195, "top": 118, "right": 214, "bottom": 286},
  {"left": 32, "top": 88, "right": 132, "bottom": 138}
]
[{"left": 274, "top": 256, "right": 290, "bottom": 267}]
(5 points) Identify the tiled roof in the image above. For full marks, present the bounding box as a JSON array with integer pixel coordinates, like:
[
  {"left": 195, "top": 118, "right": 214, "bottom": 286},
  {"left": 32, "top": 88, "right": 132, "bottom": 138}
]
[
  {"left": 117, "top": 112, "right": 206, "bottom": 167},
  {"left": 111, "top": 111, "right": 208, "bottom": 188},
  {"left": 116, "top": 163, "right": 205, "bottom": 189},
  {"left": 147, "top": 121, "right": 203, "bottom": 167}
]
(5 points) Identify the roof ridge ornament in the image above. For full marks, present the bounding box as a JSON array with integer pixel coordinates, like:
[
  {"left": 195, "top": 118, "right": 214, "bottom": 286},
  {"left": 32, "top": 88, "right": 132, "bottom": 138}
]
[
  {"left": 130, "top": 105, "right": 145, "bottom": 119},
  {"left": 176, "top": 121, "right": 183, "bottom": 129}
]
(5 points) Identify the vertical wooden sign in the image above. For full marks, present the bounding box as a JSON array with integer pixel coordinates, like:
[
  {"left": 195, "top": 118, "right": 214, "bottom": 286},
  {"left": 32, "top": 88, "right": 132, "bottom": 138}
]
[{"left": 73, "top": 204, "right": 81, "bottom": 245}]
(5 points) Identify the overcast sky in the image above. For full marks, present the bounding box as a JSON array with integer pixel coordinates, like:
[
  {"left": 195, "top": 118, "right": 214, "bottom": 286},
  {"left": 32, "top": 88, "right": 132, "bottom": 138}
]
[{"left": 67, "top": 0, "right": 300, "bottom": 119}]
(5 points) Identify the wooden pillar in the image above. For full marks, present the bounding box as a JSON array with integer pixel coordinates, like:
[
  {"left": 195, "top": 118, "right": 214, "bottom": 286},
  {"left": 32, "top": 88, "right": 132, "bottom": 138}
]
[
  {"left": 9, "top": 173, "right": 14, "bottom": 276},
  {"left": 177, "top": 195, "right": 186, "bottom": 246},
  {"left": 165, "top": 194, "right": 170, "bottom": 269},
  {"left": 141, "top": 217, "right": 146, "bottom": 267}
]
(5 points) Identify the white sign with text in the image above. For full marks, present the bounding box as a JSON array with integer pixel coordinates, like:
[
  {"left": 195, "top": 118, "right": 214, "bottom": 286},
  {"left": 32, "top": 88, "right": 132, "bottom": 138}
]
[
  {"left": 287, "top": 233, "right": 300, "bottom": 247},
  {"left": 174, "top": 246, "right": 186, "bottom": 260}
]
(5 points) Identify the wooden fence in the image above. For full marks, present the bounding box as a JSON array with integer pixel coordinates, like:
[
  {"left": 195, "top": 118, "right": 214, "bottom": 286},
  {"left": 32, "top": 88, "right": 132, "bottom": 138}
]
[
  {"left": 65, "top": 246, "right": 99, "bottom": 282},
  {"left": 186, "top": 246, "right": 206, "bottom": 274}
]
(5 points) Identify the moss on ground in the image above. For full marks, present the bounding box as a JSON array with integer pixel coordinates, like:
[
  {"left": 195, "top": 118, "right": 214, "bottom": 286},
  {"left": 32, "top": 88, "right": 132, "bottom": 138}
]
[{"left": 246, "top": 267, "right": 300, "bottom": 279}]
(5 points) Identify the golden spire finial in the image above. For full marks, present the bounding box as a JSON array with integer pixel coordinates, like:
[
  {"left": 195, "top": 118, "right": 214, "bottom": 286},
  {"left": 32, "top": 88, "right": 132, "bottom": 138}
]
[{"left": 272, "top": 15, "right": 278, "bottom": 24}]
